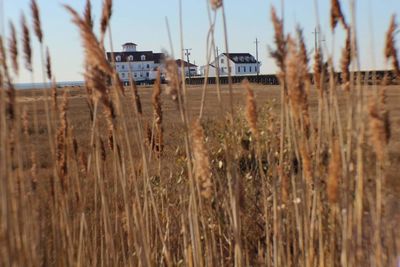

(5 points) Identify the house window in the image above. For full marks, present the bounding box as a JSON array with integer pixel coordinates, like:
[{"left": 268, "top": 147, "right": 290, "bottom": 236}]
[
  {"left": 221, "top": 58, "right": 224, "bottom": 64},
  {"left": 121, "top": 65, "right": 125, "bottom": 69},
  {"left": 147, "top": 64, "right": 150, "bottom": 69},
  {"left": 243, "top": 66, "right": 246, "bottom": 72},
  {"left": 134, "top": 73, "right": 137, "bottom": 78},
  {"left": 146, "top": 72, "right": 149, "bottom": 77},
  {"left": 249, "top": 66, "right": 252, "bottom": 72},
  {"left": 238, "top": 67, "right": 240, "bottom": 73},
  {"left": 116, "top": 55, "right": 121, "bottom": 62},
  {"left": 128, "top": 55, "right": 134, "bottom": 62},
  {"left": 121, "top": 73, "right": 125, "bottom": 78},
  {"left": 141, "top": 55, "right": 146, "bottom": 61}
]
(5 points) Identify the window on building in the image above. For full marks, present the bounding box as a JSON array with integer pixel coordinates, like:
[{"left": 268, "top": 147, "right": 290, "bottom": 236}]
[
  {"left": 244, "top": 66, "right": 246, "bottom": 72},
  {"left": 249, "top": 66, "right": 252, "bottom": 72},
  {"left": 128, "top": 55, "right": 133, "bottom": 62},
  {"left": 141, "top": 55, "right": 146, "bottom": 61},
  {"left": 221, "top": 58, "right": 224, "bottom": 64},
  {"left": 121, "top": 73, "right": 125, "bottom": 78},
  {"left": 238, "top": 67, "right": 240, "bottom": 73},
  {"left": 146, "top": 72, "right": 149, "bottom": 77},
  {"left": 147, "top": 64, "right": 150, "bottom": 69},
  {"left": 134, "top": 73, "right": 137, "bottom": 78},
  {"left": 121, "top": 65, "right": 125, "bottom": 69},
  {"left": 116, "top": 55, "right": 121, "bottom": 62}
]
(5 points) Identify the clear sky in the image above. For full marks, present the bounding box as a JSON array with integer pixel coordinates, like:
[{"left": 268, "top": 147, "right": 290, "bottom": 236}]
[{"left": 3, "top": 0, "right": 400, "bottom": 83}]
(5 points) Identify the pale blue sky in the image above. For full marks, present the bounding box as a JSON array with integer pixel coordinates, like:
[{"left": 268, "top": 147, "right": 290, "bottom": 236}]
[{"left": 3, "top": 0, "right": 400, "bottom": 83}]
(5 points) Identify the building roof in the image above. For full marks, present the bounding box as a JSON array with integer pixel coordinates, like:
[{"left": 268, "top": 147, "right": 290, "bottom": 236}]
[
  {"left": 107, "top": 51, "right": 155, "bottom": 62},
  {"left": 176, "top": 59, "right": 197, "bottom": 67},
  {"left": 222, "top": 53, "right": 258, "bottom": 64},
  {"left": 123, "top": 42, "right": 137, "bottom": 46},
  {"left": 153, "top": 53, "right": 165, "bottom": 64}
]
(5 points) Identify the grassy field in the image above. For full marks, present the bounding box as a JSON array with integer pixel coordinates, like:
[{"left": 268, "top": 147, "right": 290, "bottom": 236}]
[{"left": 9, "top": 83, "right": 400, "bottom": 266}]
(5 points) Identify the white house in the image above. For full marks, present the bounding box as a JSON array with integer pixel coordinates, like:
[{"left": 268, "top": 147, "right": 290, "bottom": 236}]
[
  {"left": 106, "top": 42, "right": 165, "bottom": 84},
  {"left": 176, "top": 59, "right": 198, "bottom": 77},
  {"left": 200, "top": 53, "right": 261, "bottom": 77}
]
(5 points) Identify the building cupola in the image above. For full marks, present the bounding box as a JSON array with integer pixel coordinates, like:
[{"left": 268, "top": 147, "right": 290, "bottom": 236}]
[{"left": 122, "top": 42, "right": 137, "bottom": 52}]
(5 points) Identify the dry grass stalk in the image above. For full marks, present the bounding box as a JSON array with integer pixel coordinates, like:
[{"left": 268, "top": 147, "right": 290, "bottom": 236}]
[
  {"left": 384, "top": 15, "right": 400, "bottom": 77},
  {"left": 21, "top": 14, "right": 32, "bottom": 72},
  {"left": 330, "top": 0, "right": 347, "bottom": 31},
  {"left": 210, "top": 0, "right": 222, "bottom": 10},
  {"left": 327, "top": 138, "right": 341, "bottom": 204},
  {"left": 0, "top": 37, "right": 15, "bottom": 120},
  {"left": 242, "top": 79, "right": 259, "bottom": 139},
  {"left": 299, "top": 143, "right": 312, "bottom": 185},
  {"left": 30, "top": 0, "right": 43, "bottom": 43},
  {"left": 341, "top": 28, "right": 351, "bottom": 91},
  {"left": 22, "top": 108, "right": 29, "bottom": 137},
  {"left": 191, "top": 119, "right": 212, "bottom": 199},
  {"left": 8, "top": 22, "right": 19, "bottom": 75},
  {"left": 30, "top": 151, "right": 38, "bottom": 191},
  {"left": 100, "top": 0, "right": 112, "bottom": 40}
]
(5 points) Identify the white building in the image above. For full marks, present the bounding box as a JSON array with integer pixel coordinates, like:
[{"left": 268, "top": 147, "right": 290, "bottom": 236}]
[
  {"left": 106, "top": 42, "right": 165, "bottom": 84},
  {"left": 200, "top": 53, "right": 260, "bottom": 77},
  {"left": 176, "top": 59, "right": 198, "bottom": 77}
]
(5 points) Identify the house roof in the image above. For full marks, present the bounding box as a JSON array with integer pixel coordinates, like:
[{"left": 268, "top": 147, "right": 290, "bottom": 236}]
[
  {"left": 123, "top": 42, "right": 137, "bottom": 46},
  {"left": 222, "top": 53, "right": 258, "bottom": 64},
  {"left": 153, "top": 53, "right": 165, "bottom": 64},
  {"left": 176, "top": 59, "right": 197, "bottom": 67},
  {"left": 107, "top": 51, "right": 155, "bottom": 62}
]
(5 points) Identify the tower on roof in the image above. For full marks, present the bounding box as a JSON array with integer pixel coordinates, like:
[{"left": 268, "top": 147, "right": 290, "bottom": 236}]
[{"left": 122, "top": 42, "right": 137, "bottom": 52}]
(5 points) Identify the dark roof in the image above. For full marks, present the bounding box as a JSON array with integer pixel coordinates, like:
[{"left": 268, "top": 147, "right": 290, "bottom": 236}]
[
  {"left": 106, "top": 51, "right": 155, "bottom": 62},
  {"left": 123, "top": 42, "right": 137, "bottom": 46},
  {"left": 153, "top": 53, "right": 165, "bottom": 64},
  {"left": 222, "top": 53, "right": 257, "bottom": 64},
  {"left": 176, "top": 59, "right": 197, "bottom": 67}
]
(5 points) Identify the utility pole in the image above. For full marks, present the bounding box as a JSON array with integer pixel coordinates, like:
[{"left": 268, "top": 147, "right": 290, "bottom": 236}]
[
  {"left": 254, "top": 38, "right": 260, "bottom": 76},
  {"left": 184, "top": 48, "right": 192, "bottom": 83}
]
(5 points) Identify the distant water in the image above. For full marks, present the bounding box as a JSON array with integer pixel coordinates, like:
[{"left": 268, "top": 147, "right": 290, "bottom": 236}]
[{"left": 14, "top": 81, "right": 85, "bottom": 90}]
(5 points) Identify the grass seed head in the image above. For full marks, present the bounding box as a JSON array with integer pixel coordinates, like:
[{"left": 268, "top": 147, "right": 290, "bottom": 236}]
[
  {"left": 30, "top": 0, "right": 43, "bottom": 43},
  {"left": 8, "top": 22, "right": 19, "bottom": 75}
]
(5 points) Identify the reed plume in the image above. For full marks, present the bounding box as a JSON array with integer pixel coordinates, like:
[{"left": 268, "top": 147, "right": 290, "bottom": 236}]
[
  {"left": 327, "top": 138, "right": 341, "bottom": 204},
  {"left": 384, "top": 15, "right": 400, "bottom": 77},
  {"left": 297, "top": 27, "right": 310, "bottom": 87},
  {"left": 152, "top": 70, "right": 163, "bottom": 156},
  {"left": 341, "top": 28, "right": 351, "bottom": 91},
  {"left": 369, "top": 97, "right": 390, "bottom": 163},
  {"left": 330, "top": 0, "right": 347, "bottom": 31},
  {"left": 313, "top": 47, "right": 323, "bottom": 95},
  {"left": 46, "top": 47, "right": 52, "bottom": 80},
  {"left": 56, "top": 90, "right": 69, "bottom": 184},
  {"left": 64, "top": 5, "right": 113, "bottom": 75},
  {"left": 165, "top": 57, "right": 180, "bottom": 102},
  {"left": 21, "top": 14, "right": 32, "bottom": 72},
  {"left": 243, "top": 79, "right": 259, "bottom": 139},
  {"left": 191, "top": 119, "right": 212, "bottom": 199},
  {"left": 210, "top": 0, "right": 222, "bottom": 10},
  {"left": 130, "top": 75, "right": 142, "bottom": 115},
  {"left": 269, "top": 7, "right": 286, "bottom": 73},
  {"left": 8, "top": 22, "right": 19, "bottom": 75},
  {"left": 30, "top": 0, "right": 43, "bottom": 43},
  {"left": 100, "top": 0, "right": 112, "bottom": 41},
  {"left": 84, "top": 0, "right": 93, "bottom": 30}
]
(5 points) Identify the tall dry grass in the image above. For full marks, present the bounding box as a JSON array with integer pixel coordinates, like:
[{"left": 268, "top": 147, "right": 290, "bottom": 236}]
[{"left": 0, "top": 0, "right": 399, "bottom": 266}]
